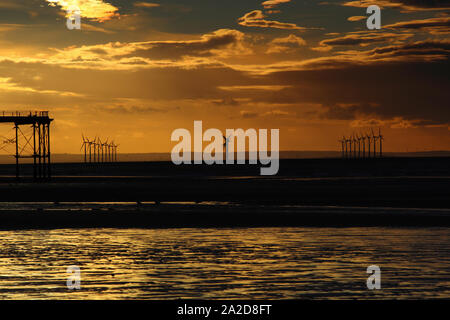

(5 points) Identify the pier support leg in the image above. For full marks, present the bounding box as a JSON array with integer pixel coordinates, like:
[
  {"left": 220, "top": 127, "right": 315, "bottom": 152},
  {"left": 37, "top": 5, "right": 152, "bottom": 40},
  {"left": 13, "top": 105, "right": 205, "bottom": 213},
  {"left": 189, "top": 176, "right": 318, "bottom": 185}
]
[
  {"left": 38, "top": 124, "right": 42, "bottom": 179},
  {"left": 47, "top": 123, "right": 51, "bottom": 179},
  {"left": 33, "top": 123, "right": 37, "bottom": 181},
  {"left": 15, "top": 123, "right": 19, "bottom": 180}
]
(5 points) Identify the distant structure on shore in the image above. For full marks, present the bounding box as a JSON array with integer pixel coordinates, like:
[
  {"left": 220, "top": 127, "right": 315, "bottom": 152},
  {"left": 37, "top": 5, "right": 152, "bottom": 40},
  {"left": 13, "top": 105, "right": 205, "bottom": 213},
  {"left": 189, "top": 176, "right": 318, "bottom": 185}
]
[
  {"left": 340, "top": 128, "right": 384, "bottom": 159},
  {"left": 81, "top": 135, "right": 118, "bottom": 163}
]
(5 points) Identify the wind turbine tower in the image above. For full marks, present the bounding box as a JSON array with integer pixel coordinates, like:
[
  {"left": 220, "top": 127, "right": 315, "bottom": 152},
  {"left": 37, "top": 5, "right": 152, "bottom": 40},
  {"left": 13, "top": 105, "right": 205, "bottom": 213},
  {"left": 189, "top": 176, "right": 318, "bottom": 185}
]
[
  {"left": 223, "top": 135, "right": 231, "bottom": 162},
  {"left": 378, "top": 128, "right": 384, "bottom": 157},
  {"left": 114, "top": 143, "right": 119, "bottom": 162},
  {"left": 81, "top": 134, "right": 88, "bottom": 163},
  {"left": 357, "top": 134, "right": 361, "bottom": 159},
  {"left": 366, "top": 132, "right": 372, "bottom": 158},
  {"left": 339, "top": 136, "right": 346, "bottom": 159},
  {"left": 102, "top": 138, "right": 109, "bottom": 163},
  {"left": 372, "top": 129, "right": 378, "bottom": 158},
  {"left": 348, "top": 135, "right": 352, "bottom": 159},
  {"left": 361, "top": 133, "right": 366, "bottom": 159}
]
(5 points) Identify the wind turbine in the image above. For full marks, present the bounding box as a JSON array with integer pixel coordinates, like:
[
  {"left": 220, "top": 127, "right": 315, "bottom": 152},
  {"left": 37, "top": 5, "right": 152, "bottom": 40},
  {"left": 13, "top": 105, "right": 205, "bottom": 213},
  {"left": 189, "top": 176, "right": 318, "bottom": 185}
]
[
  {"left": 361, "top": 132, "right": 366, "bottom": 159},
  {"left": 96, "top": 137, "right": 102, "bottom": 163},
  {"left": 357, "top": 134, "right": 362, "bottom": 159},
  {"left": 378, "top": 128, "right": 384, "bottom": 157},
  {"left": 84, "top": 136, "right": 93, "bottom": 163},
  {"left": 344, "top": 136, "right": 348, "bottom": 158},
  {"left": 98, "top": 138, "right": 103, "bottom": 163},
  {"left": 114, "top": 142, "right": 119, "bottom": 162},
  {"left": 339, "top": 136, "right": 346, "bottom": 159},
  {"left": 91, "top": 137, "right": 96, "bottom": 162},
  {"left": 81, "top": 134, "right": 88, "bottom": 163},
  {"left": 109, "top": 141, "right": 114, "bottom": 162},
  {"left": 88, "top": 137, "right": 93, "bottom": 163},
  {"left": 348, "top": 135, "right": 352, "bottom": 159},
  {"left": 366, "top": 132, "right": 372, "bottom": 158},
  {"left": 102, "top": 138, "right": 109, "bottom": 163},
  {"left": 108, "top": 141, "right": 113, "bottom": 162},
  {"left": 223, "top": 135, "right": 232, "bottom": 162},
  {"left": 372, "top": 128, "right": 378, "bottom": 158},
  {"left": 109, "top": 141, "right": 118, "bottom": 162}
]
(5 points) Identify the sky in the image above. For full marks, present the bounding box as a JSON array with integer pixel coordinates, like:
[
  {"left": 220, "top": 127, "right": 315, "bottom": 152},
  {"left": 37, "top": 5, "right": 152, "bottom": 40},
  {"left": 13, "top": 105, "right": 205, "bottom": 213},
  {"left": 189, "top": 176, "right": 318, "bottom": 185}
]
[{"left": 0, "top": 0, "right": 449, "bottom": 153}]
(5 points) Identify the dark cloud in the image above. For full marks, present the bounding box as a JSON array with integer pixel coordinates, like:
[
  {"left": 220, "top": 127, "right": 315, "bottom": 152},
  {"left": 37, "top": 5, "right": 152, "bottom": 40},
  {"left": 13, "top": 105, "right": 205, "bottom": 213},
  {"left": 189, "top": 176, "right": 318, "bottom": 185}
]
[
  {"left": 212, "top": 98, "right": 240, "bottom": 106},
  {"left": 391, "top": 0, "right": 450, "bottom": 10},
  {"left": 262, "top": 0, "right": 292, "bottom": 9},
  {"left": 101, "top": 105, "right": 169, "bottom": 114},
  {"left": 232, "top": 40, "right": 450, "bottom": 125},
  {"left": 237, "top": 10, "right": 306, "bottom": 30},
  {"left": 89, "top": 48, "right": 108, "bottom": 55},
  {"left": 384, "top": 17, "right": 450, "bottom": 34},
  {"left": 367, "top": 39, "right": 450, "bottom": 57},
  {"left": 240, "top": 110, "right": 259, "bottom": 119},
  {"left": 118, "top": 29, "right": 246, "bottom": 60},
  {"left": 343, "top": 0, "right": 450, "bottom": 12},
  {"left": 319, "top": 32, "right": 412, "bottom": 47}
]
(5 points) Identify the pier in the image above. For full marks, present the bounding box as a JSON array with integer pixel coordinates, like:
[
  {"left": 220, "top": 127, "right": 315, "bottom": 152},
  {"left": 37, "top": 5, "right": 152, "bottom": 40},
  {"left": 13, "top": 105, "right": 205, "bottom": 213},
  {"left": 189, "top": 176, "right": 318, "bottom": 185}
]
[{"left": 0, "top": 111, "right": 53, "bottom": 180}]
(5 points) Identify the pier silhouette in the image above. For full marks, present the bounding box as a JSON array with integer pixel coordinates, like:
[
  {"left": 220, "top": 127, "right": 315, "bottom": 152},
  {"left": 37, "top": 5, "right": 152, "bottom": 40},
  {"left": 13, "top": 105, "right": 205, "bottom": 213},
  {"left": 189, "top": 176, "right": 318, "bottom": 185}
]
[{"left": 0, "top": 111, "right": 53, "bottom": 180}]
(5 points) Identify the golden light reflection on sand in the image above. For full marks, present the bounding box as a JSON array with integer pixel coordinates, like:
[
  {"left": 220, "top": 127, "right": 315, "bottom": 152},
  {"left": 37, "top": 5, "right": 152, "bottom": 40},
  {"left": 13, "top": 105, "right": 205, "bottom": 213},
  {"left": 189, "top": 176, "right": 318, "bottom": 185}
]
[{"left": 0, "top": 227, "right": 449, "bottom": 299}]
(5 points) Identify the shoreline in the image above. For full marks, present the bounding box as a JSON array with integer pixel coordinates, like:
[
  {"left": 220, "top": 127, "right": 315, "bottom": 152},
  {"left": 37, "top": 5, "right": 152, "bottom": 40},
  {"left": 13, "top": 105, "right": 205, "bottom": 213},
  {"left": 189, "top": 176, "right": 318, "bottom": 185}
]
[
  {"left": 0, "top": 204, "right": 449, "bottom": 230},
  {"left": 0, "top": 175, "right": 447, "bottom": 208}
]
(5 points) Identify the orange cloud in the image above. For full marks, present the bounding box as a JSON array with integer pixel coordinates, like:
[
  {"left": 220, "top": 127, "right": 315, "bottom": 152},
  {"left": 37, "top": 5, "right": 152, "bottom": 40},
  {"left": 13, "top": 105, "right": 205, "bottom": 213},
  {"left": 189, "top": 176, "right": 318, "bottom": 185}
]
[
  {"left": 43, "top": 29, "right": 249, "bottom": 71},
  {"left": 342, "top": 0, "right": 450, "bottom": 12},
  {"left": 318, "top": 32, "right": 413, "bottom": 48},
  {"left": 384, "top": 17, "right": 450, "bottom": 34},
  {"left": 133, "top": 2, "right": 160, "bottom": 8},
  {"left": 347, "top": 16, "right": 366, "bottom": 22},
  {"left": 266, "top": 34, "right": 306, "bottom": 53},
  {"left": 238, "top": 10, "right": 306, "bottom": 30},
  {"left": 45, "top": 0, "right": 119, "bottom": 22},
  {"left": 262, "top": 0, "right": 291, "bottom": 9}
]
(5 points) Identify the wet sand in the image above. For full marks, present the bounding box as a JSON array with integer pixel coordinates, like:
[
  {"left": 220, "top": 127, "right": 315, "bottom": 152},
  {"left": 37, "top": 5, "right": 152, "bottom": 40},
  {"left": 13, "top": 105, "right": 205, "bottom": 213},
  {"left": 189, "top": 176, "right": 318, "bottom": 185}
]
[
  {"left": 0, "top": 157, "right": 448, "bottom": 229},
  {"left": 2, "top": 227, "right": 449, "bottom": 299},
  {"left": 0, "top": 203, "right": 449, "bottom": 230}
]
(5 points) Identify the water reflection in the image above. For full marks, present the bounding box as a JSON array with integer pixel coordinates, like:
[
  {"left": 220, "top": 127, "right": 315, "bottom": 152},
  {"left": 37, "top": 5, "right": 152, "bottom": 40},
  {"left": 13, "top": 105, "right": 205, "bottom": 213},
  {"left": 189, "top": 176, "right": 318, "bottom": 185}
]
[{"left": 0, "top": 227, "right": 449, "bottom": 299}]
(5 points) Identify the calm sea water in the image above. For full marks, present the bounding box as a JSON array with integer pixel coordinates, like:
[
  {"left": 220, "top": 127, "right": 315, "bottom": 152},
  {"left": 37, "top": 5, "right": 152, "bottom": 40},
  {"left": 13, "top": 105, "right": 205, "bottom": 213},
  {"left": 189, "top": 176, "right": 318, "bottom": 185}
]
[{"left": 0, "top": 227, "right": 449, "bottom": 299}]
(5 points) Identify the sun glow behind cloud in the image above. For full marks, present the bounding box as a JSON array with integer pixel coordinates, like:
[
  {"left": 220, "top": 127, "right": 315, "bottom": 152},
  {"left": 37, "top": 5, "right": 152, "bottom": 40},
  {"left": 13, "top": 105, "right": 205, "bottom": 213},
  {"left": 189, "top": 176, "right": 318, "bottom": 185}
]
[{"left": 46, "top": 0, "right": 118, "bottom": 21}]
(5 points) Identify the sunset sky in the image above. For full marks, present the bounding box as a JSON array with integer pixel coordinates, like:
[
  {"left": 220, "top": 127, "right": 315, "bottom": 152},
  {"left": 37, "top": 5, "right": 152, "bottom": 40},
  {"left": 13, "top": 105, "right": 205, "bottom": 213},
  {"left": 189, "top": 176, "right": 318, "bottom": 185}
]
[{"left": 0, "top": 0, "right": 448, "bottom": 153}]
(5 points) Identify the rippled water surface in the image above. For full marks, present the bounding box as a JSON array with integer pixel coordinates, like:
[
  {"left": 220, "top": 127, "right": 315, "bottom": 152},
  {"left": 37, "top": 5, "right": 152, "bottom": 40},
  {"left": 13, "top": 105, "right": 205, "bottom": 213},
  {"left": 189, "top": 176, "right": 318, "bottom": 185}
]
[{"left": 0, "top": 227, "right": 449, "bottom": 299}]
